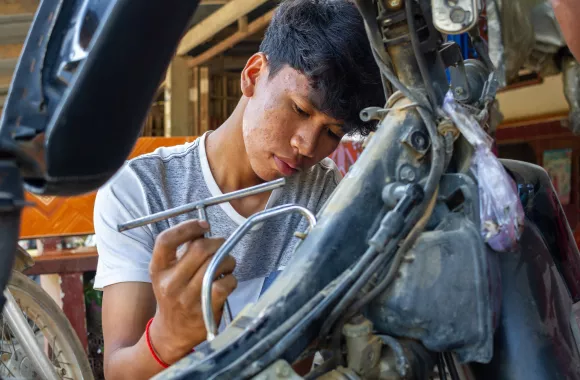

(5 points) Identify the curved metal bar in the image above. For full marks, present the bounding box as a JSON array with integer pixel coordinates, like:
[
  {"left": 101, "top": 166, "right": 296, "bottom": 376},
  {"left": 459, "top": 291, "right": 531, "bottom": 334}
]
[{"left": 202, "top": 204, "right": 317, "bottom": 341}]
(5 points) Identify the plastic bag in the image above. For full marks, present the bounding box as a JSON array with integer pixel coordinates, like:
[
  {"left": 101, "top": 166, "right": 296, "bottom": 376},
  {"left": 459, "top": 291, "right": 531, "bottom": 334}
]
[{"left": 443, "top": 92, "right": 525, "bottom": 252}]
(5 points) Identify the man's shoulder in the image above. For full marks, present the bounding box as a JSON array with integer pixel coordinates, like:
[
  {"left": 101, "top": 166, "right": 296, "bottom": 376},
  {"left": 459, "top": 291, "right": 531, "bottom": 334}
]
[
  {"left": 97, "top": 139, "right": 202, "bottom": 206},
  {"left": 128, "top": 139, "right": 200, "bottom": 172}
]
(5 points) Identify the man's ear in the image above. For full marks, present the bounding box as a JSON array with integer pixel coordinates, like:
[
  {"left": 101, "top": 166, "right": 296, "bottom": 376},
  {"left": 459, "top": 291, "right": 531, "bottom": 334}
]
[{"left": 241, "top": 53, "right": 268, "bottom": 97}]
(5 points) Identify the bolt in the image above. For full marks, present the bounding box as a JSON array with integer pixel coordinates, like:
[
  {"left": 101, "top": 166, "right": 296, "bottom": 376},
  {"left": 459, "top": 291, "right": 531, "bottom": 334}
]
[
  {"left": 1, "top": 352, "right": 11, "bottom": 362},
  {"left": 387, "top": 0, "right": 403, "bottom": 10},
  {"left": 454, "top": 86, "right": 465, "bottom": 96},
  {"left": 399, "top": 165, "right": 416, "bottom": 182},
  {"left": 410, "top": 130, "right": 429, "bottom": 151},
  {"left": 450, "top": 7, "right": 467, "bottom": 23}
]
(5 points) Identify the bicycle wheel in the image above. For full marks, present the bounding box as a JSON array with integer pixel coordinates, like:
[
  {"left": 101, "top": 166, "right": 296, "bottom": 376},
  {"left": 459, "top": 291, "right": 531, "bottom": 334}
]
[{"left": 0, "top": 270, "right": 94, "bottom": 380}]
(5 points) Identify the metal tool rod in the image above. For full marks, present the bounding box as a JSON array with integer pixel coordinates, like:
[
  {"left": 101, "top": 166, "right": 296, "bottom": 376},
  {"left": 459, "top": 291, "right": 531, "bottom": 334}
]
[
  {"left": 202, "top": 204, "right": 317, "bottom": 341},
  {"left": 117, "top": 178, "right": 286, "bottom": 232},
  {"left": 3, "top": 289, "right": 61, "bottom": 380},
  {"left": 197, "top": 206, "right": 234, "bottom": 326}
]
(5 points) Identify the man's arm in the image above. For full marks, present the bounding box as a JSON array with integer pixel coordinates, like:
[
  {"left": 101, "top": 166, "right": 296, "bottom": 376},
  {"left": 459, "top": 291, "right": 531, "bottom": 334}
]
[
  {"left": 102, "top": 283, "right": 160, "bottom": 379},
  {"left": 101, "top": 221, "right": 237, "bottom": 380}
]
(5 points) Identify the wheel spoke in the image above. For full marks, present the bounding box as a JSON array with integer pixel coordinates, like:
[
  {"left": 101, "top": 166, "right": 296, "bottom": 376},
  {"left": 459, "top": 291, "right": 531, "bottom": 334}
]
[{"left": 0, "top": 357, "right": 15, "bottom": 377}]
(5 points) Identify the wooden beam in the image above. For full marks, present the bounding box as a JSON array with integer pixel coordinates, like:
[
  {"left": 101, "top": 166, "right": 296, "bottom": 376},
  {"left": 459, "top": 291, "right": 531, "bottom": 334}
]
[
  {"left": 0, "top": 14, "right": 34, "bottom": 44},
  {"left": 0, "top": 76, "right": 12, "bottom": 87},
  {"left": 23, "top": 250, "right": 98, "bottom": 275},
  {"left": 0, "top": 58, "right": 17, "bottom": 77},
  {"left": 0, "top": 0, "right": 39, "bottom": 15},
  {"left": 238, "top": 16, "right": 248, "bottom": 33},
  {"left": 0, "top": 43, "right": 23, "bottom": 59},
  {"left": 200, "top": 0, "right": 232, "bottom": 4},
  {"left": 191, "top": 67, "right": 200, "bottom": 135},
  {"left": 187, "top": 9, "right": 273, "bottom": 68},
  {"left": 176, "top": 0, "right": 270, "bottom": 56},
  {"left": 200, "top": 67, "right": 210, "bottom": 133},
  {"left": 164, "top": 56, "right": 192, "bottom": 136}
]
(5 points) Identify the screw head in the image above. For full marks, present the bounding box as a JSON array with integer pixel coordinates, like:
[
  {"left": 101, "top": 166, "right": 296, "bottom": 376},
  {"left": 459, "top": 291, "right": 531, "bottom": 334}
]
[
  {"left": 410, "top": 130, "right": 429, "bottom": 151},
  {"left": 387, "top": 0, "right": 402, "bottom": 9},
  {"left": 450, "top": 7, "right": 467, "bottom": 23},
  {"left": 454, "top": 87, "right": 464, "bottom": 96},
  {"left": 399, "top": 165, "right": 416, "bottom": 182}
]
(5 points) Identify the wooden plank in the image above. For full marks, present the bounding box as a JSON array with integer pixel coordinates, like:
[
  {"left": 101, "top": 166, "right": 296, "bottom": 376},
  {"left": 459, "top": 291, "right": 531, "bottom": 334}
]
[
  {"left": 237, "top": 16, "right": 248, "bottom": 33},
  {"left": 24, "top": 249, "right": 98, "bottom": 275},
  {"left": 200, "top": 66, "right": 210, "bottom": 133},
  {"left": 176, "top": 0, "right": 269, "bottom": 56},
  {"left": 187, "top": 10, "right": 274, "bottom": 68},
  {"left": 0, "top": 0, "right": 39, "bottom": 15},
  {"left": 222, "top": 74, "right": 228, "bottom": 119},
  {"left": 0, "top": 43, "right": 22, "bottom": 59},
  {"left": 0, "top": 58, "right": 17, "bottom": 77},
  {"left": 191, "top": 67, "right": 200, "bottom": 136},
  {"left": 0, "top": 14, "right": 34, "bottom": 44},
  {"left": 61, "top": 273, "right": 89, "bottom": 351},
  {"left": 164, "top": 56, "right": 192, "bottom": 136},
  {"left": 20, "top": 137, "right": 197, "bottom": 239}
]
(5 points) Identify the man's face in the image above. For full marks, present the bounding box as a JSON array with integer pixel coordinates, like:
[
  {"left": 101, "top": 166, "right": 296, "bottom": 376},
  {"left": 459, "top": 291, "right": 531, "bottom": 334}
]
[{"left": 241, "top": 54, "right": 346, "bottom": 181}]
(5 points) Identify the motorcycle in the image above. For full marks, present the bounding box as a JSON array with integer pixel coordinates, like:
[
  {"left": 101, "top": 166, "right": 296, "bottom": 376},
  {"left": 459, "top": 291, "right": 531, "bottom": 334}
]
[{"left": 1, "top": 0, "right": 580, "bottom": 379}]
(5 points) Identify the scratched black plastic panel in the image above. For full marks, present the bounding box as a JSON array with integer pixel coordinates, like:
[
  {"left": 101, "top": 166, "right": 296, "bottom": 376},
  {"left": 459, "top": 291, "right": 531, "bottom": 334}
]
[
  {"left": 471, "top": 222, "right": 580, "bottom": 379},
  {"left": 0, "top": 0, "right": 201, "bottom": 196},
  {"left": 501, "top": 159, "right": 580, "bottom": 303}
]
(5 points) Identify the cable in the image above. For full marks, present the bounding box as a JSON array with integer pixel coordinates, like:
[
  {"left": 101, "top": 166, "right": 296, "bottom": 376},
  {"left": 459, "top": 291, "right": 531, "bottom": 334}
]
[
  {"left": 405, "top": 0, "right": 438, "bottom": 109},
  {"left": 444, "top": 352, "right": 461, "bottom": 380},
  {"left": 344, "top": 186, "right": 439, "bottom": 316},
  {"left": 354, "top": 0, "right": 430, "bottom": 111},
  {"left": 444, "top": 132, "right": 454, "bottom": 170},
  {"left": 437, "top": 353, "right": 448, "bottom": 380}
]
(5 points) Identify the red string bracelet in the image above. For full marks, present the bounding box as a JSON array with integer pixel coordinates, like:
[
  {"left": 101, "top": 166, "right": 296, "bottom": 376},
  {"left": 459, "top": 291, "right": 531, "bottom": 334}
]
[{"left": 145, "top": 318, "right": 170, "bottom": 369}]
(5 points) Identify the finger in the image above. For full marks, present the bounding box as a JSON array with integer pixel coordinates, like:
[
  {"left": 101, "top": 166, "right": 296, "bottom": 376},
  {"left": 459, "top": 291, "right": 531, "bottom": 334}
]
[
  {"left": 150, "top": 219, "right": 209, "bottom": 272},
  {"left": 183, "top": 255, "right": 237, "bottom": 301},
  {"left": 191, "top": 254, "right": 236, "bottom": 290},
  {"left": 211, "top": 274, "right": 238, "bottom": 323},
  {"left": 172, "top": 238, "right": 225, "bottom": 286}
]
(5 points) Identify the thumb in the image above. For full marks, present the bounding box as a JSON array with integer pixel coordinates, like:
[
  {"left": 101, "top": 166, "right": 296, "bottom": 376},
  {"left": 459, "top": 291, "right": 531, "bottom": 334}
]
[{"left": 150, "top": 219, "right": 209, "bottom": 271}]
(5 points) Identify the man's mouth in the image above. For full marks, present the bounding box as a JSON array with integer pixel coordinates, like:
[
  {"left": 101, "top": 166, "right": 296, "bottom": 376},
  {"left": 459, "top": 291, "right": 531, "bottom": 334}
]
[{"left": 274, "top": 156, "right": 299, "bottom": 176}]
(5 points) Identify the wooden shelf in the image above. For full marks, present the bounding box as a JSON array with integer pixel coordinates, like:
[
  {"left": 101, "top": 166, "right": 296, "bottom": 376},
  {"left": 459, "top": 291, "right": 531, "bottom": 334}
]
[{"left": 24, "top": 248, "right": 98, "bottom": 276}]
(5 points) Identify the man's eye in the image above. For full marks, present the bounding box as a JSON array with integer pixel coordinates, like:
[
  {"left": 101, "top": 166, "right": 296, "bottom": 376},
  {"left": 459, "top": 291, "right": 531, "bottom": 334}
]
[
  {"left": 293, "top": 104, "right": 309, "bottom": 117},
  {"left": 326, "top": 127, "right": 341, "bottom": 140}
]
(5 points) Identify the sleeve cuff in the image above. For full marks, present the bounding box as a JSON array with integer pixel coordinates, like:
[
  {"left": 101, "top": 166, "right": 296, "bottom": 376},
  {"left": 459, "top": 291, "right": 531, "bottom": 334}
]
[{"left": 93, "top": 269, "right": 151, "bottom": 290}]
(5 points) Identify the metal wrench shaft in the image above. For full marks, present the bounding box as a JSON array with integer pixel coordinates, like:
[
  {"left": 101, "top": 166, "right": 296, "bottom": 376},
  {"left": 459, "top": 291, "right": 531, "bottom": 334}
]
[{"left": 117, "top": 178, "right": 286, "bottom": 232}]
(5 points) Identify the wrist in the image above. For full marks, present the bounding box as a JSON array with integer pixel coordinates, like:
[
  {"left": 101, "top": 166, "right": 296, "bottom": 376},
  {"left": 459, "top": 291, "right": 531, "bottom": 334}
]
[{"left": 148, "top": 317, "right": 190, "bottom": 365}]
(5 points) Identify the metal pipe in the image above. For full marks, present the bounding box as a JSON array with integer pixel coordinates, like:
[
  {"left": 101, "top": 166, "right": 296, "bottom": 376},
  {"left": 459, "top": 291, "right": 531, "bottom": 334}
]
[
  {"left": 197, "top": 206, "right": 233, "bottom": 326},
  {"left": 117, "top": 178, "right": 286, "bottom": 232},
  {"left": 202, "top": 204, "right": 317, "bottom": 341},
  {"left": 3, "top": 289, "right": 61, "bottom": 380}
]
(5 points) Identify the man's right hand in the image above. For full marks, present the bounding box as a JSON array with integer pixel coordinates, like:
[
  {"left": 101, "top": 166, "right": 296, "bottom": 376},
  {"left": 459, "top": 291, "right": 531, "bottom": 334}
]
[{"left": 147, "top": 219, "right": 237, "bottom": 364}]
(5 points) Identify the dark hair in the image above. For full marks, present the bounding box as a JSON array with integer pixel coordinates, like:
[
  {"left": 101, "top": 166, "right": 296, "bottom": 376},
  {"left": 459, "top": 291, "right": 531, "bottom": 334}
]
[{"left": 259, "top": 0, "right": 385, "bottom": 136}]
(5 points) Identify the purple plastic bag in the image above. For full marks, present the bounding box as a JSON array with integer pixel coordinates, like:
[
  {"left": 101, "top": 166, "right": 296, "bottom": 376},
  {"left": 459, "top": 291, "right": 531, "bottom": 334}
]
[{"left": 443, "top": 93, "right": 524, "bottom": 252}]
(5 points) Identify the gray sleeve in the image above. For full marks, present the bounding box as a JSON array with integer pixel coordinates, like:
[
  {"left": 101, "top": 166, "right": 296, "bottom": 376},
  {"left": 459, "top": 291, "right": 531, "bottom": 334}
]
[{"left": 93, "top": 165, "right": 156, "bottom": 290}]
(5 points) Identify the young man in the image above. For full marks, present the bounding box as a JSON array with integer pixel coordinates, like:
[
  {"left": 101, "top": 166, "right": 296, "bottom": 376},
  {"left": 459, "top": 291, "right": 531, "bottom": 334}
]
[{"left": 93, "top": 0, "right": 384, "bottom": 378}]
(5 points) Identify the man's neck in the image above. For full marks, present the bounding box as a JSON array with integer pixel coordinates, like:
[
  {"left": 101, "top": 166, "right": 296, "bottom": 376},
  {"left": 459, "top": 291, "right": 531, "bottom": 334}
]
[{"left": 204, "top": 98, "right": 265, "bottom": 194}]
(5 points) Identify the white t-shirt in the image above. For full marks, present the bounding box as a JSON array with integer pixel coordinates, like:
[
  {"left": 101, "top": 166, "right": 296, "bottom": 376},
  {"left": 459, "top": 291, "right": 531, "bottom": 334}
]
[{"left": 93, "top": 132, "right": 342, "bottom": 324}]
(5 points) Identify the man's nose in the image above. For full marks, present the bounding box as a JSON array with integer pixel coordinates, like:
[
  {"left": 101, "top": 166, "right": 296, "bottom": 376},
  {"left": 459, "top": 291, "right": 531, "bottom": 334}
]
[{"left": 291, "top": 126, "right": 321, "bottom": 159}]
